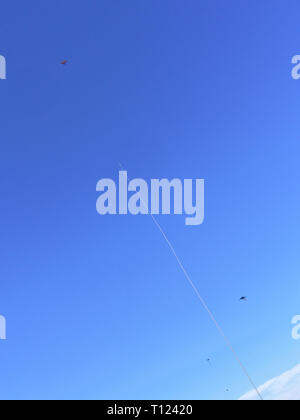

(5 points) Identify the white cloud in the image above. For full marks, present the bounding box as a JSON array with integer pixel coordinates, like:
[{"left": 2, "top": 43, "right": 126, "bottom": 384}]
[{"left": 239, "top": 364, "right": 300, "bottom": 401}]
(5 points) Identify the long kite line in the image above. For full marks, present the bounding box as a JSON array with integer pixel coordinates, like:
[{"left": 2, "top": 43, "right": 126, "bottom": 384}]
[{"left": 119, "top": 165, "right": 263, "bottom": 401}]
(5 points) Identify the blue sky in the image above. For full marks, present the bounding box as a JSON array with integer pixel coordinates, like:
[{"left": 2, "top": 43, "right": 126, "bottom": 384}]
[{"left": 1, "top": 0, "right": 300, "bottom": 400}]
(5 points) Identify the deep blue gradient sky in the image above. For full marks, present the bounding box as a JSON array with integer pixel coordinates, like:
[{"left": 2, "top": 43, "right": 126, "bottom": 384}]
[{"left": 1, "top": 0, "right": 300, "bottom": 400}]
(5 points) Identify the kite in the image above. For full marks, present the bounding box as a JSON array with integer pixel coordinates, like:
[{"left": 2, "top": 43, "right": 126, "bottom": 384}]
[{"left": 206, "top": 358, "right": 213, "bottom": 368}]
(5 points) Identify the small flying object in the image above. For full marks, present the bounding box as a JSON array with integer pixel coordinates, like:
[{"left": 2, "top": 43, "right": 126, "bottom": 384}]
[
  {"left": 240, "top": 296, "right": 248, "bottom": 302},
  {"left": 60, "top": 60, "right": 68, "bottom": 65},
  {"left": 206, "top": 358, "right": 212, "bottom": 367}
]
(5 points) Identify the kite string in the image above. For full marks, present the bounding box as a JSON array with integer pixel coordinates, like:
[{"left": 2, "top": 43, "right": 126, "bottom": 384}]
[
  {"left": 150, "top": 213, "right": 263, "bottom": 401},
  {"left": 118, "top": 164, "right": 263, "bottom": 401}
]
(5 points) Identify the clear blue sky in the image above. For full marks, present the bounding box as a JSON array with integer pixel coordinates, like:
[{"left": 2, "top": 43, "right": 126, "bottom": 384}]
[{"left": 0, "top": 0, "right": 300, "bottom": 400}]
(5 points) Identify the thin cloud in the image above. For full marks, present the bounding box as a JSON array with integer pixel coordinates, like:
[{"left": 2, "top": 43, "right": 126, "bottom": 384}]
[{"left": 239, "top": 364, "right": 300, "bottom": 400}]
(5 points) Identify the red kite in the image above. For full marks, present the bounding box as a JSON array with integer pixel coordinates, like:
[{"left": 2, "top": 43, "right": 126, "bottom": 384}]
[{"left": 60, "top": 60, "right": 68, "bottom": 65}]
